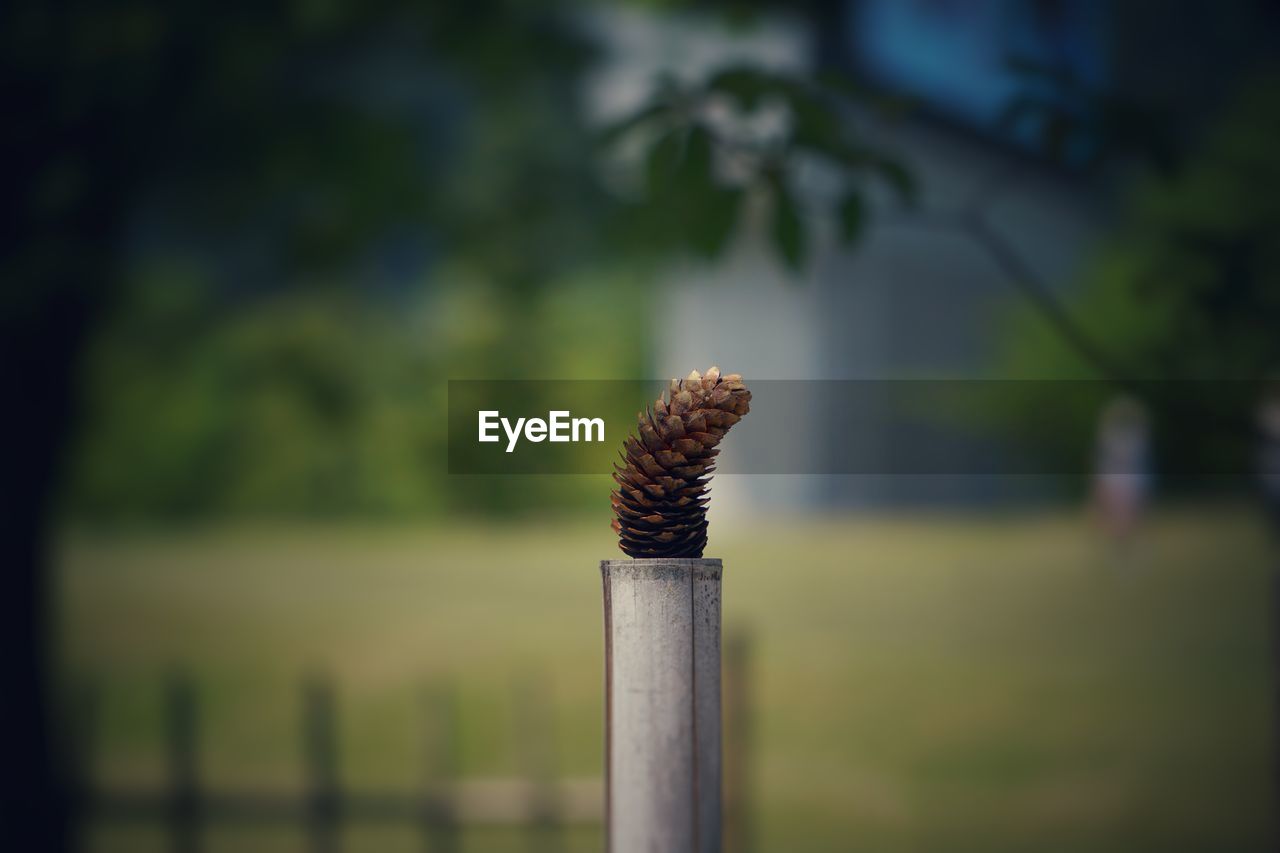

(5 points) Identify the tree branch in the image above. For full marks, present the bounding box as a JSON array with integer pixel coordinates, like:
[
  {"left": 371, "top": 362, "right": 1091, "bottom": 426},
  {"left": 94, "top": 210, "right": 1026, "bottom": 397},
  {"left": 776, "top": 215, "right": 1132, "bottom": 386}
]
[
  {"left": 877, "top": 205, "right": 1262, "bottom": 443},
  {"left": 875, "top": 204, "right": 1142, "bottom": 389},
  {"left": 958, "top": 212, "right": 1140, "bottom": 384}
]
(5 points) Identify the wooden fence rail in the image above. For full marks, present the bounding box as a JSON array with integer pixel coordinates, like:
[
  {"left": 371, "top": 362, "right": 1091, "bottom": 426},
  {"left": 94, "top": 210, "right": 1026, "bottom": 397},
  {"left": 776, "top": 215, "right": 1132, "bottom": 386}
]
[{"left": 70, "top": 632, "right": 754, "bottom": 853}]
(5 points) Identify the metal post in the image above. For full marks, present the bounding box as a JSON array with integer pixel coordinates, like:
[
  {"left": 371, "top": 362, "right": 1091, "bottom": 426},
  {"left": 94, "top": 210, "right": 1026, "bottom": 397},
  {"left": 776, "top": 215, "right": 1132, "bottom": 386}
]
[
  {"left": 422, "top": 680, "right": 459, "bottom": 853},
  {"left": 722, "top": 630, "right": 753, "bottom": 853},
  {"left": 166, "top": 672, "right": 200, "bottom": 853},
  {"left": 513, "top": 672, "right": 561, "bottom": 853},
  {"left": 601, "top": 558, "right": 722, "bottom": 853},
  {"left": 303, "top": 678, "right": 339, "bottom": 853}
]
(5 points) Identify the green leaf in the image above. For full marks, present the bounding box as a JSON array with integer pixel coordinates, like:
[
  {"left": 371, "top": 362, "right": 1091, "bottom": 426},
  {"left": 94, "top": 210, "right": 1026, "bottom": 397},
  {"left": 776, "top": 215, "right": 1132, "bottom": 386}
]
[
  {"left": 597, "top": 99, "right": 671, "bottom": 148},
  {"left": 646, "top": 130, "right": 683, "bottom": 194},
  {"left": 686, "top": 187, "right": 742, "bottom": 258},
  {"left": 707, "top": 66, "right": 773, "bottom": 112},
  {"left": 790, "top": 92, "right": 843, "bottom": 153},
  {"left": 837, "top": 192, "right": 864, "bottom": 245},
  {"left": 876, "top": 157, "right": 917, "bottom": 206},
  {"left": 826, "top": 140, "right": 874, "bottom": 170},
  {"left": 678, "top": 125, "right": 713, "bottom": 186},
  {"left": 772, "top": 181, "right": 805, "bottom": 271}
]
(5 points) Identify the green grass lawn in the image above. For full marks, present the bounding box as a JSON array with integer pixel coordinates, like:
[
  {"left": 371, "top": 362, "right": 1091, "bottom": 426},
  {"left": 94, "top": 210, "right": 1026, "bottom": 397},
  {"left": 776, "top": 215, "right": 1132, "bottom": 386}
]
[{"left": 58, "top": 508, "right": 1277, "bottom": 852}]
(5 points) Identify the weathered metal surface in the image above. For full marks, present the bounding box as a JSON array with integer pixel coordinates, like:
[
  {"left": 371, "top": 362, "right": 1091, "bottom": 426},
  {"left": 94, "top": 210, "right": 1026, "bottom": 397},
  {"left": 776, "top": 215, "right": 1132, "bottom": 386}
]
[{"left": 601, "top": 558, "right": 722, "bottom": 853}]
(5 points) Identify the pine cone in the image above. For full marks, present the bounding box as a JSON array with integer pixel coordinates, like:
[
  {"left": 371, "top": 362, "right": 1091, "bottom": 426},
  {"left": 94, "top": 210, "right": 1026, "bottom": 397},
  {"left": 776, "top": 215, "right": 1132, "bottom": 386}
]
[{"left": 611, "top": 366, "right": 751, "bottom": 558}]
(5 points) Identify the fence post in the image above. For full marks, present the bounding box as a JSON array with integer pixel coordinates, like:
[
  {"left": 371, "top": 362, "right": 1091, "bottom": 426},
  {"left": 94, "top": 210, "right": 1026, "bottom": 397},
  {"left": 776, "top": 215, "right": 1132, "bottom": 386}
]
[
  {"left": 65, "top": 679, "right": 100, "bottom": 853},
  {"left": 422, "top": 681, "right": 459, "bottom": 853},
  {"left": 722, "top": 630, "right": 753, "bottom": 853},
  {"left": 165, "top": 672, "right": 200, "bottom": 853},
  {"left": 303, "top": 677, "right": 340, "bottom": 853},
  {"left": 513, "top": 672, "right": 561, "bottom": 853},
  {"left": 601, "top": 558, "right": 722, "bottom": 853}
]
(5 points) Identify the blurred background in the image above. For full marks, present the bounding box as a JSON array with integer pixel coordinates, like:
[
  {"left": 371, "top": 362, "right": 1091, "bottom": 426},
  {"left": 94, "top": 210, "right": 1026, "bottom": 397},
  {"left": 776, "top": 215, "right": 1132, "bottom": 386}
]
[{"left": 5, "top": 0, "right": 1280, "bottom": 850}]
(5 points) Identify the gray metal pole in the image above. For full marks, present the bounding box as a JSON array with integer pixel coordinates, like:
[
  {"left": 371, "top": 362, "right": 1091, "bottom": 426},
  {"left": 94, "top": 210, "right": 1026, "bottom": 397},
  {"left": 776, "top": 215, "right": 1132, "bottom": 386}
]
[{"left": 601, "top": 558, "right": 722, "bottom": 853}]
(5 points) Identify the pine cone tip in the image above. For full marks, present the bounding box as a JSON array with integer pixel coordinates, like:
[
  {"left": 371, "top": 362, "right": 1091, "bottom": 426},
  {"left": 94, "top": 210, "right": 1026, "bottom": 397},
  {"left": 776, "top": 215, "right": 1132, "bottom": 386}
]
[{"left": 610, "top": 367, "right": 750, "bottom": 558}]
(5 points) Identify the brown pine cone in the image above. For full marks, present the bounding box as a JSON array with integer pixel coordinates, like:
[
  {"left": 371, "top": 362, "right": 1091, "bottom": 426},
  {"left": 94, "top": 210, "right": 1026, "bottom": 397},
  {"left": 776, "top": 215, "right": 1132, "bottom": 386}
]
[{"left": 611, "top": 366, "right": 751, "bottom": 558}]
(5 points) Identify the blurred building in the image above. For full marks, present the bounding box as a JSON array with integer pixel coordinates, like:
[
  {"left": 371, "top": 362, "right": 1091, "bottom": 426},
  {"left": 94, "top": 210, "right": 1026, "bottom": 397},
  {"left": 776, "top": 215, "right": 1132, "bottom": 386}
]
[{"left": 584, "top": 0, "right": 1276, "bottom": 516}]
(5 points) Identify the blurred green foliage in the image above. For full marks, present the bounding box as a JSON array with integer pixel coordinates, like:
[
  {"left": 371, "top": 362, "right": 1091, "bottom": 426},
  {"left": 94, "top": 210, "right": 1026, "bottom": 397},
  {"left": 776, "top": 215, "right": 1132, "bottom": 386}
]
[
  {"left": 69, "top": 264, "right": 647, "bottom": 521},
  {"left": 998, "top": 73, "right": 1280, "bottom": 483},
  {"left": 73, "top": 269, "right": 437, "bottom": 519},
  {"left": 601, "top": 65, "right": 915, "bottom": 270},
  {"left": 41, "top": 0, "right": 647, "bottom": 521}
]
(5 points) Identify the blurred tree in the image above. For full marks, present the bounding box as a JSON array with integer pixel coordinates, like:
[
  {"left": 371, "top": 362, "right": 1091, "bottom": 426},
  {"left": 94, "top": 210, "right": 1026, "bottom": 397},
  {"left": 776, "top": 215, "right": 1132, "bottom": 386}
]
[
  {"left": 70, "top": 265, "right": 648, "bottom": 519},
  {"left": 1, "top": 0, "right": 610, "bottom": 843},
  {"left": 1000, "top": 73, "right": 1280, "bottom": 484},
  {"left": 72, "top": 277, "right": 441, "bottom": 519}
]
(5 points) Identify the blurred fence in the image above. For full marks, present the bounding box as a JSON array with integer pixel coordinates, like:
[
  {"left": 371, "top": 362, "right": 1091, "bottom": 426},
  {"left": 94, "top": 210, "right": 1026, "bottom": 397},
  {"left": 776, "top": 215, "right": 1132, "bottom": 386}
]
[{"left": 68, "top": 632, "right": 755, "bottom": 853}]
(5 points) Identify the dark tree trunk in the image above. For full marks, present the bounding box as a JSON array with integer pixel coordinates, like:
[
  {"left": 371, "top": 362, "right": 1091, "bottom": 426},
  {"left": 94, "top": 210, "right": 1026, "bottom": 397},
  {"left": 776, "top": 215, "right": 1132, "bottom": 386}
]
[
  {"left": 2, "top": 281, "right": 98, "bottom": 845},
  {"left": 1, "top": 270, "right": 103, "bottom": 849},
  {"left": 3, "top": 0, "right": 132, "bottom": 836}
]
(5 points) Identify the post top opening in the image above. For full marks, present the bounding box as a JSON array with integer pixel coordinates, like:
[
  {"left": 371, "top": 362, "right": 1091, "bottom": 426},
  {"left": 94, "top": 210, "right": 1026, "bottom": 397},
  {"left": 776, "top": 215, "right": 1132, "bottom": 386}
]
[
  {"left": 600, "top": 558, "right": 723, "bottom": 582},
  {"left": 600, "top": 557, "right": 722, "bottom": 568}
]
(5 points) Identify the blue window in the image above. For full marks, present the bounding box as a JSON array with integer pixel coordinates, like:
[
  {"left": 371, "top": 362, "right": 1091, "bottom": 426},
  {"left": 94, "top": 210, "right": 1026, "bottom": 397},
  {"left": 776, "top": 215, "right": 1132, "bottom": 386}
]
[{"left": 851, "top": 0, "right": 1108, "bottom": 138}]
